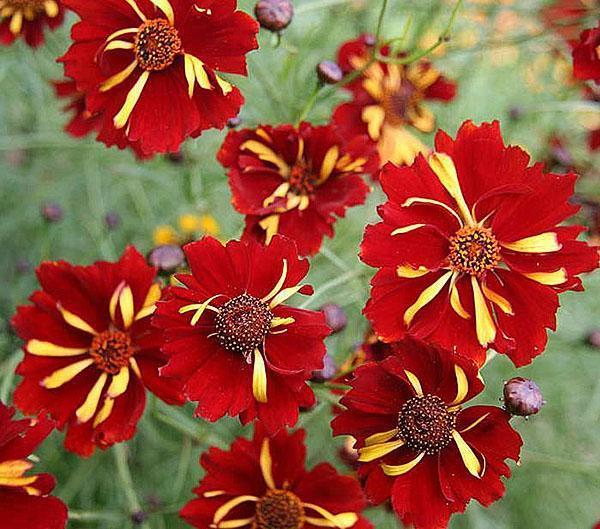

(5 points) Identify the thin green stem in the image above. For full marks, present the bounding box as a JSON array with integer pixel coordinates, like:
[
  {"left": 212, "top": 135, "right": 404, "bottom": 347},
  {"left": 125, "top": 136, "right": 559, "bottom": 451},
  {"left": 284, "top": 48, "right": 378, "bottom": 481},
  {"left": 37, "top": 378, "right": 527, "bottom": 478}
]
[
  {"left": 374, "top": 0, "right": 389, "bottom": 46},
  {"left": 69, "top": 510, "right": 124, "bottom": 522},
  {"left": 113, "top": 444, "right": 151, "bottom": 529},
  {"left": 295, "top": 82, "right": 321, "bottom": 126}
]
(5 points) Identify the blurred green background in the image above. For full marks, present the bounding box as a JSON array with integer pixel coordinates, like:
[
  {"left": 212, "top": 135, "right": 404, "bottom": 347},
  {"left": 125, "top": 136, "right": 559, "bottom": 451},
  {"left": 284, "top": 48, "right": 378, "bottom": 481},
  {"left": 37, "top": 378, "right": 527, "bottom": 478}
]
[{"left": 1, "top": 0, "right": 599, "bottom": 527}]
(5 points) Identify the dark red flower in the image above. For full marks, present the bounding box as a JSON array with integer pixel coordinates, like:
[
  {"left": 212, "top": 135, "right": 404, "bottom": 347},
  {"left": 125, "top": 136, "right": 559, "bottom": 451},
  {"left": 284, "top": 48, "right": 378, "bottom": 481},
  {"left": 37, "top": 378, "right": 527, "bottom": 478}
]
[
  {"left": 52, "top": 79, "right": 150, "bottom": 159},
  {"left": 59, "top": 0, "right": 259, "bottom": 156},
  {"left": 217, "top": 122, "right": 377, "bottom": 256},
  {"left": 0, "top": 0, "right": 64, "bottom": 48},
  {"left": 180, "top": 426, "right": 372, "bottom": 529},
  {"left": 541, "top": 0, "right": 593, "bottom": 44},
  {"left": 0, "top": 402, "right": 67, "bottom": 529},
  {"left": 333, "top": 34, "right": 456, "bottom": 167},
  {"left": 11, "top": 246, "right": 184, "bottom": 457},
  {"left": 361, "top": 120, "right": 599, "bottom": 367},
  {"left": 589, "top": 127, "right": 600, "bottom": 150},
  {"left": 573, "top": 22, "right": 600, "bottom": 84},
  {"left": 153, "top": 236, "right": 331, "bottom": 434},
  {"left": 332, "top": 339, "right": 523, "bottom": 529}
]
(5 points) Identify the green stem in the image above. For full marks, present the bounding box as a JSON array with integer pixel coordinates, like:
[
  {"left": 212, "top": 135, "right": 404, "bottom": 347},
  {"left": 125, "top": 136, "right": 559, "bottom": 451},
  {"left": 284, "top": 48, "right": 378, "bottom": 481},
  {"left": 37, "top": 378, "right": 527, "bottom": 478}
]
[
  {"left": 113, "top": 444, "right": 151, "bottom": 529},
  {"left": 69, "top": 510, "right": 124, "bottom": 522},
  {"left": 374, "top": 0, "right": 389, "bottom": 46},
  {"left": 0, "top": 350, "right": 21, "bottom": 402},
  {"left": 295, "top": 82, "right": 321, "bottom": 125}
]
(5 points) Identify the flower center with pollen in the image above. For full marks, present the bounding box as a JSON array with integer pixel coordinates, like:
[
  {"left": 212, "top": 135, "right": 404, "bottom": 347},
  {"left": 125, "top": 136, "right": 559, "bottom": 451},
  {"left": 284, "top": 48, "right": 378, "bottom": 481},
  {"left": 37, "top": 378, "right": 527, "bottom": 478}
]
[
  {"left": 134, "top": 19, "right": 182, "bottom": 71},
  {"left": 288, "top": 162, "right": 316, "bottom": 195},
  {"left": 382, "top": 80, "right": 418, "bottom": 126},
  {"left": 398, "top": 395, "right": 457, "bottom": 455},
  {"left": 89, "top": 330, "right": 133, "bottom": 375},
  {"left": 214, "top": 294, "right": 274, "bottom": 361},
  {"left": 255, "top": 489, "right": 306, "bottom": 529},
  {"left": 448, "top": 226, "right": 501, "bottom": 276},
  {"left": 3, "top": 0, "right": 45, "bottom": 11}
]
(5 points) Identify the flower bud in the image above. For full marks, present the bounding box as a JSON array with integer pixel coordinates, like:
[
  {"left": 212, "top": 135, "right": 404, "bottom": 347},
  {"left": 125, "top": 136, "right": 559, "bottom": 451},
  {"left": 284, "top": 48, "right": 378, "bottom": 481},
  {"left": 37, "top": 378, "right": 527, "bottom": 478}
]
[
  {"left": 131, "top": 511, "right": 148, "bottom": 525},
  {"left": 15, "top": 258, "right": 32, "bottom": 275},
  {"left": 320, "top": 303, "right": 347, "bottom": 334},
  {"left": 40, "top": 202, "right": 64, "bottom": 223},
  {"left": 227, "top": 117, "right": 242, "bottom": 128},
  {"left": 316, "top": 60, "right": 343, "bottom": 85},
  {"left": 503, "top": 377, "right": 545, "bottom": 417},
  {"left": 311, "top": 353, "right": 337, "bottom": 383},
  {"left": 586, "top": 329, "right": 600, "bottom": 349},
  {"left": 148, "top": 245, "right": 185, "bottom": 274},
  {"left": 104, "top": 212, "right": 121, "bottom": 230},
  {"left": 338, "top": 436, "right": 359, "bottom": 468},
  {"left": 254, "top": 0, "right": 294, "bottom": 32}
]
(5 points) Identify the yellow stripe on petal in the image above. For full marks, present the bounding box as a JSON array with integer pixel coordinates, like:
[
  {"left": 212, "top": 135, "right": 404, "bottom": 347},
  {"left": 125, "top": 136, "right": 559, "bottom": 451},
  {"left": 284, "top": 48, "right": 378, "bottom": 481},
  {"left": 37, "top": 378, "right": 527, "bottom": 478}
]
[
  {"left": 124, "top": 0, "right": 147, "bottom": 21},
  {"left": 391, "top": 224, "right": 426, "bottom": 236},
  {"left": 358, "top": 439, "right": 405, "bottom": 462},
  {"left": 460, "top": 412, "right": 490, "bottom": 434},
  {"left": 362, "top": 105, "right": 385, "bottom": 141},
  {"left": 428, "top": 152, "right": 474, "bottom": 225},
  {"left": 27, "top": 340, "right": 87, "bottom": 357},
  {"left": 303, "top": 503, "right": 358, "bottom": 529},
  {"left": 215, "top": 74, "right": 233, "bottom": 95},
  {"left": 381, "top": 452, "right": 425, "bottom": 476},
  {"left": 269, "top": 285, "right": 304, "bottom": 308},
  {"left": 522, "top": 268, "right": 568, "bottom": 286},
  {"left": 404, "top": 369, "right": 423, "bottom": 396},
  {"left": 256, "top": 128, "right": 272, "bottom": 143},
  {"left": 213, "top": 496, "right": 259, "bottom": 525},
  {"left": 451, "top": 430, "right": 482, "bottom": 478},
  {"left": 450, "top": 279, "right": 470, "bottom": 320},
  {"left": 270, "top": 316, "right": 295, "bottom": 328},
  {"left": 9, "top": 11, "right": 22, "bottom": 35},
  {"left": 501, "top": 232, "right": 561, "bottom": 253},
  {"left": 57, "top": 305, "right": 98, "bottom": 335},
  {"left": 403, "top": 271, "right": 453, "bottom": 327},
  {"left": 104, "top": 40, "right": 134, "bottom": 51},
  {"left": 142, "top": 284, "right": 162, "bottom": 309},
  {"left": 184, "top": 54, "right": 196, "bottom": 97},
  {"left": 449, "top": 365, "right": 469, "bottom": 406},
  {"left": 135, "top": 304, "right": 156, "bottom": 321},
  {"left": 218, "top": 518, "right": 256, "bottom": 529},
  {"left": 76, "top": 373, "right": 108, "bottom": 424},
  {"left": 241, "top": 140, "right": 290, "bottom": 177},
  {"left": 114, "top": 70, "right": 150, "bottom": 129},
  {"left": 107, "top": 367, "right": 130, "bottom": 398},
  {"left": 259, "top": 215, "right": 280, "bottom": 245},
  {"left": 320, "top": 145, "right": 339, "bottom": 181},
  {"left": 252, "top": 350, "right": 268, "bottom": 403},
  {"left": 365, "top": 428, "right": 400, "bottom": 446},
  {"left": 0, "top": 460, "right": 33, "bottom": 478},
  {"left": 402, "top": 197, "right": 464, "bottom": 227},
  {"left": 149, "top": 0, "right": 174, "bottom": 25},
  {"left": 0, "top": 475, "right": 37, "bottom": 487},
  {"left": 43, "top": 0, "right": 59, "bottom": 17},
  {"left": 260, "top": 438, "right": 276, "bottom": 489},
  {"left": 471, "top": 277, "right": 496, "bottom": 347},
  {"left": 100, "top": 61, "right": 137, "bottom": 93},
  {"left": 192, "top": 56, "right": 211, "bottom": 90},
  {"left": 129, "top": 357, "right": 142, "bottom": 378},
  {"left": 42, "top": 359, "right": 94, "bottom": 389},
  {"left": 481, "top": 282, "right": 513, "bottom": 315},
  {"left": 93, "top": 397, "right": 115, "bottom": 428},
  {"left": 109, "top": 281, "right": 125, "bottom": 324},
  {"left": 396, "top": 265, "right": 430, "bottom": 279},
  {"left": 119, "top": 285, "right": 135, "bottom": 329},
  {"left": 203, "top": 490, "right": 226, "bottom": 498},
  {"left": 262, "top": 259, "right": 288, "bottom": 303}
]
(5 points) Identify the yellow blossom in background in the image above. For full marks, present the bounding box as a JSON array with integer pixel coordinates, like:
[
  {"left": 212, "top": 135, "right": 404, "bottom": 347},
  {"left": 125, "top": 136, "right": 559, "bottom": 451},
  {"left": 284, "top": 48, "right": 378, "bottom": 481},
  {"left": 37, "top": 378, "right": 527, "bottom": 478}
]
[
  {"left": 153, "top": 213, "right": 221, "bottom": 247},
  {"left": 153, "top": 225, "right": 179, "bottom": 246}
]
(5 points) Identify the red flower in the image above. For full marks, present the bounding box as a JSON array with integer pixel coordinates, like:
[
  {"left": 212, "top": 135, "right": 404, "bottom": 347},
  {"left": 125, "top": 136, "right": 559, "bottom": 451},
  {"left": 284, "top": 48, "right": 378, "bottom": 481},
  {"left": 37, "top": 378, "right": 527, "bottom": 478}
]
[
  {"left": 0, "top": 402, "right": 67, "bottom": 529},
  {"left": 218, "top": 122, "right": 377, "bottom": 256},
  {"left": 153, "top": 236, "right": 331, "bottom": 434},
  {"left": 332, "top": 339, "right": 522, "bottom": 529},
  {"left": 572, "top": 22, "right": 600, "bottom": 84},
  {"left": 0, "top": 0, "right": 64, "bottom": 48},
  {"left": 540, "top": 0, "right": 592, "bottom": 44},
  {"left": 361, "top": 121, "right": 599, "bottom": 367},
  {"left": 181, "top": 426, "right": 372, "bottom": 529},
  {"left": 11, "top": 247, "right": 184, "bottom": 457},
  {"left": 59, "top": 0, "right": 258, "bottom": 156},
  {"left": 333, "top": 34, "right": 456, "bottom": 167},
  {"left": 52, "top": 79, "right": 150, "bottom": 159}
]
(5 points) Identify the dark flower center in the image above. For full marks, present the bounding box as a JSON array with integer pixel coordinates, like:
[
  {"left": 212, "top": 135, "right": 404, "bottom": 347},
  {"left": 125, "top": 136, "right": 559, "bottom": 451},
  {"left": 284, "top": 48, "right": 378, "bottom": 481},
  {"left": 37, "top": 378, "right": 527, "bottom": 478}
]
[
  {"left": 255, "top": 489, "right": 305, "bottom": 529},
  {"left": 383, "top": 80, "right": 418, "bottom": 125},
  {"left": 5, "top": 0, "right": 45, "bottom": 10},
  {"left": 448, "top": 226, "right": 501, "bottom": 276},
  {"left": 288, "top": 162, "right": 316, "bottom": 195},
  {"left": 215, "top": 294, "right": 273, "bottom": 361},
  {"left": 134, "top": 19, "right": 182, "bottom": 71},
  {"left": 89, "top": 330, "right": 133, "bottom": 375},
  {"left": 398, "top": 395, "right": 456, "bottom": 455}
]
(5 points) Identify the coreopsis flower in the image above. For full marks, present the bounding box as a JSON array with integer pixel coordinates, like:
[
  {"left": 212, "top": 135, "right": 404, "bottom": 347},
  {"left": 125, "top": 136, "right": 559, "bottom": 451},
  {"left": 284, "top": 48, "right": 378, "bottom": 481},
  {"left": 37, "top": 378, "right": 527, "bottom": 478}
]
[
  {"left": 180, "top": 426, "right": 372, "bottom": 529},
  {"left": 0, "top": 402, "right": 67, "bottom": 529},
  {"left": 11, "top": 247, "right": 184, "bottom": 457},
  {"left": 361, "top": 120, "right": 599, "bottom": 367},
  {"left": 153, "top": 236, "right": 330, "bottom": 433},
  {"left": 333, "top": 34, "right": 456, "bottom": 167},
  {"left": 572, "top": 22, "right": 600, "bottom": 84},
  {"left": 0, "top": 0, "right": 64, "bottom": 48},
  {"left": 331, "top": 339, "right": 523, "bottom": 529},
  {"left": 59, "top": 0, "right": 259, "bottom": 156},
  {"left": 217, "top": 122, "right": 377, "bottom": 256}
]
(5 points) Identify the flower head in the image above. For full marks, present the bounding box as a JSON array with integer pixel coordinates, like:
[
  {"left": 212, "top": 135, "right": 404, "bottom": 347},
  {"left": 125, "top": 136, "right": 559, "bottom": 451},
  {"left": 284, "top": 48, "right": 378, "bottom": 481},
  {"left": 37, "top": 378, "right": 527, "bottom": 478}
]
[
  {"left": 572, "top": 22, "right": 600, "bottom": 84},
  {"left": 333, "top": 34, "right": 456, "bottom": 167},
  {"left": 0, "top": 0, "right": 64, "bottom": 47},
  {"left": 361, "top": 121, "right": 599, "bottom": 366},
  {"left": 332, "top": 339, "right": 522, "bottom": 529},
  {"left": 181, "top": 426, "right": 372, "bottom": 529},
  {"left": 59, "top": 0, "right": 259, "bottom": 156},
  {"left": 218, "top": 122, "right": 378, "bottom": 256},
  {"left": 153, "top": 236, "right": 331, "bottom": 434},
  {"left": 0, "top": 402, "right": 67, "bottom": 529},
  {"left": 11, "top": 247, "right": 184, "bottom": 457}
]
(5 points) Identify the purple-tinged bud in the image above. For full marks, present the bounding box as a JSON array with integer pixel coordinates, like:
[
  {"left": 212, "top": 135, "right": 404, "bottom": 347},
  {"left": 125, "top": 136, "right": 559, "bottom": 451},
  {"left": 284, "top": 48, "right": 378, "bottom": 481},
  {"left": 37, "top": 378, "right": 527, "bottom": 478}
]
[
  {"left": 167, "top": 151, "right": 185, "bottom": 164},
  {"left": 363, "top": 34, "right": 376, "bottom": 47},
  {"left": 131, "top": 511, "right": 148, "bottom": 525},
  {"left": 254, "top": 0, "right": 294, "bottom": 32},
  {"left": 320, "top": 303, "right": 348, "bottom": 334},
  {"left": 40, "top": 202, "right": 64, "bottom": 223},
  {"left": 586, "top": 329, "right": 600, "bottom": 349},
  {"left": 503, "top": 377, "right": 545, "bottom": 417},
  {"left": 148, "top": 245, "right": 185, "bottom": 274},
  {"left": 15, "top": 258, "right": 32, "bottom": 275},
  {"left": 316, "top": 60, "right": 343, "bottom": 85},
  {"left": 311, "top": 353, "right": 337, "bottom": 383},
  {"left": 104, "top": 212, "right": 121, "bottom": 231},
  {"left": 227, "top": 117, "right": 242, "bottom": 129}
]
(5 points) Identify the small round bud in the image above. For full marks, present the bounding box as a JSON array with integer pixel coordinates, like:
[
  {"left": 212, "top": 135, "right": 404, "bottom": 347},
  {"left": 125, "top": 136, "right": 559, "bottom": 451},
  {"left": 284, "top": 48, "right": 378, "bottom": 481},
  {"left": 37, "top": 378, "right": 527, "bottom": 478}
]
[
  {"left": 338, "top": 437, "right": 358, "bottom": 468},
  {"left": 311, "top": 353, "right": 337, "bottom": 383},
  {"left": 148, "top": 245, "right": 185, "bottom": 274},
  {"left": 131, "top": 511, "right": 148, "bottom": 525},
  {"left": 254, "top": 0, "right": 294, "bottom": 32},
  {"left": 167, "top": 151, "right": 185, "bottom": 164},
  {"left": 104, "top": 212, "right": 121, "bottom": 231},
  {"left": 15, "top": 258, "right": 32, "bottom": 275},
  {"left": 40, "top": 202, "right": 64, "bottom": 223},
  {"left": 586, "top": 329, "right": 600, "bottom": 349},
  {"left": 508, "top": 106, "right": 524, "bottom": 122},
  {"left": 319, "top": 303, "right": 348, "bottom": 334},
  {"left": 227, "top": 117, "right": 242, "bottom": 128},
  {"left": 316, "top": 60, "right": 343, "bottom": 85},
  {"left": 363, "top": 34, "right": 376, "bottom": 47},
  {"left": 503, "top": 377, "right": 545, "bottom": 417}
]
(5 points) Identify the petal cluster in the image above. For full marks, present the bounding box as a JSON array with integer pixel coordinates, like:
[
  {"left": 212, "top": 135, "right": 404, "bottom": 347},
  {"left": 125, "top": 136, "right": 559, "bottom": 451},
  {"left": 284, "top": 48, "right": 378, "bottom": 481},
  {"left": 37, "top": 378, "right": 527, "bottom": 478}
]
[
  {"left": 572, "top": 22, "right": 600, "bottom": 84},
  {"left": 0, "top": 0, "right": 64, "bottom": 47}
]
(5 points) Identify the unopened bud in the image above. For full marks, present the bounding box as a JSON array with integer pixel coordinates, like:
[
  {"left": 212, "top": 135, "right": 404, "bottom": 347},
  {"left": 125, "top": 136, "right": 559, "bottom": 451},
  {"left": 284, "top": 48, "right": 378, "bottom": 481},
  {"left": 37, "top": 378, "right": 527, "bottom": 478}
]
[
  {"left": 320, "top": 303, "right": 347, "bottom": 334},
  {"left": 148, "top": 245, "right": 185, "bottom": 274},
  {"left": 227, "top": 117, "right": 242, "bottom": 129},
  {"left": 104, "top": 212, "right": 121, "bottom": 231},
  {"left": 131, "top": 511, "right": 148, "bottom": 525},
  {"left": 254, "top": 0, "right": 294, "bottom": 32},
  {"left": 503, "top": 377, "right": 545, "bottom": 417},
  {"left": 40, "top": 202, "right": 64, "bottom": 223},
  {"left": 586, "top": 329, "right": 600, "bottom": 349},
  {"left": 316, "top": 60, "right": 343, "bottom": 85},
  {"left": 311, "top": 353, "right": 337, "bottom": 383}
]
